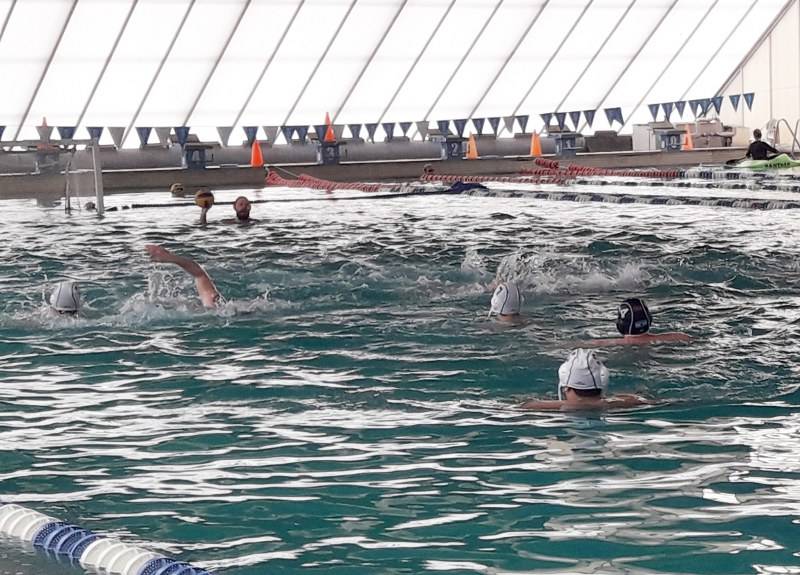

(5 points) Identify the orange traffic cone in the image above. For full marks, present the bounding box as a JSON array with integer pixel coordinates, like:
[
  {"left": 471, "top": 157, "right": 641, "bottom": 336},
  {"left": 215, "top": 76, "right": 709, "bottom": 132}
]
[
  {"left": 466, "top": 134, "right": 478, "bottom": 159},
  {"left": 682, "top": 125, "right": 694, "bottom": 151},
  {"left": 250, "top": 139, "right": 264, "bottom": 167},
  {"left": 530, "top": 131, "right": 542, "bottom": 157},
  {"left": 324, "top": 112, "right": 336, "bottom": 143}
]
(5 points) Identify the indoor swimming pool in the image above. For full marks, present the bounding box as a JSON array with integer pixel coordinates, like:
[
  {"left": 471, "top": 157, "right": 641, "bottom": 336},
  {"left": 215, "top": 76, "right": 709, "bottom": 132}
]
[{"left": 2, "top": 182, "right": 800, "bottom": 574}]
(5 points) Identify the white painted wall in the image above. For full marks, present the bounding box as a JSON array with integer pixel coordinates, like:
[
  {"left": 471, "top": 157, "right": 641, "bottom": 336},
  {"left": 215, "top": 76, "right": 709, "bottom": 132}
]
[{"left": 719, "top": 0, "right": 800, "bottom": 144}]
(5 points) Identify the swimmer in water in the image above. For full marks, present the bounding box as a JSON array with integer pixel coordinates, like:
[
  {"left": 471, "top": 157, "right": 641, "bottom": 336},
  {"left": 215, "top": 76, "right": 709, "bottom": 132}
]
[
  {"left": 49, "top": 280, "right": 81, "bottom": 315},
  {"left": 221, "top": 196, "right": 257, "bottom": 224},
  {"left": 520, "top": 348, "right": 649, "bottom": 411},
  {"left": 586, "top": 297, "right": 691, "bottom": 347},
  {"left": 145, "top": 244, "right": 221, "bottom": 308},
  {"left": 488, "top": 282, "right": 523, "bottom": 323}
]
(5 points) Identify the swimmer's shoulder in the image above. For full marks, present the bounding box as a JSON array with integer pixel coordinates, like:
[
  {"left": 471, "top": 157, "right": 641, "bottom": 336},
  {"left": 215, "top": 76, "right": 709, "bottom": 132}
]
[{"left": 520, "top": 395, "right": 653, "bottom": 411}]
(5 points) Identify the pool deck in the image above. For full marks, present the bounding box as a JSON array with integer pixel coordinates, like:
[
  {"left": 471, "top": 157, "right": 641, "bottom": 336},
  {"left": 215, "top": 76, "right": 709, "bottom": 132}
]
[{"left": 0, "top": 147, "right": 746, "bottom": 200}]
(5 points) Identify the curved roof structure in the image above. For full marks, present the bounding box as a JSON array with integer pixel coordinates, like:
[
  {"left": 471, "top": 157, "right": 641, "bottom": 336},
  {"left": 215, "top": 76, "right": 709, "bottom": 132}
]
[{"left": 0, "top": 0, "right": 788, "bottom": 146}]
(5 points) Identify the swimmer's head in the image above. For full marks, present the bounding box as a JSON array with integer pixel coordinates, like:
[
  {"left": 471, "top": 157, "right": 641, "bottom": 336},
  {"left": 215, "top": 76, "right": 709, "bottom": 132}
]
[
  {"left": 489, "top": 282, "right": 522, "bottom": 317},
  {"left": 557, "top": 348, "right": 609, "bottom": 400},
  {"left": 616, "top": 297, "right": 652, "bottom": 335},
  {"left": 49, "top": 281, "right": 80, "bottom": 315},
  {"left": 234, "top": 196, "right": 251, "bottom": 220},
  {"left": 753, "top": 128, "right": 762, "bottom": 140}
]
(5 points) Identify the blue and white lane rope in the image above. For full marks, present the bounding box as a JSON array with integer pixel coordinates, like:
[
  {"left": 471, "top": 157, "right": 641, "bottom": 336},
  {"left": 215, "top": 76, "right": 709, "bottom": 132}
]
[{"left": 0, "top": 504, "right": 213, "bottom": 575}]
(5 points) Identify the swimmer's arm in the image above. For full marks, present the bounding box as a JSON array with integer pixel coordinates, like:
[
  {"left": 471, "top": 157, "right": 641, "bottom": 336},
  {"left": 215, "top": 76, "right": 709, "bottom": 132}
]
[
  {"left": 652, "top": 332, "right": 692, "bottom": 343},
  {"left": 605, "top": 394, "right": 652, "bottom": 408},
  {"left": 519, "top": 399, "right": 565, "bottom": 411},
  {"left": 145, "top": 244, "right": 220, "bottom": 308},
  {"left": 200, "top": 207, "right": 209, "bottom": 225}
]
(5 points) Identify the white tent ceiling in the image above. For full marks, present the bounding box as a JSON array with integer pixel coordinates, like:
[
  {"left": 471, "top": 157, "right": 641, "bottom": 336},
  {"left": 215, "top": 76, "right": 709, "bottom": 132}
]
[{"left": 0, "top": 0, "right": 787, "bottom": 146}]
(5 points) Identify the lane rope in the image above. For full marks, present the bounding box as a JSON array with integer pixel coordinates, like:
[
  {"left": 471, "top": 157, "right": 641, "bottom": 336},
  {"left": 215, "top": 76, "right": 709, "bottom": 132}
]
[{"left": 0, "top": 503, "right": 213, "bottom": 575}]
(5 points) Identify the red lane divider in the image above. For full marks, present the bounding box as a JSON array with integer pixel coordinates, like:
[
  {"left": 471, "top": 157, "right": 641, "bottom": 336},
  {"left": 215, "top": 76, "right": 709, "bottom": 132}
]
[
  {"left": 419, "top": 173, "right": 571, "bottom": 185},
  {"left": 524, "top": 157, "right": 679, "bottom": 179},
  {"left": 266, "top": 171, "right": 383, "bottom": 192}
]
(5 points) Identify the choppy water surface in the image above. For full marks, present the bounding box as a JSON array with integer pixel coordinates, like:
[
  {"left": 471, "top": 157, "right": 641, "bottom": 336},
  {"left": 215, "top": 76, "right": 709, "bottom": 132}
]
[{"left": 2, "top": 187, "right": 800, "bottom": 574}]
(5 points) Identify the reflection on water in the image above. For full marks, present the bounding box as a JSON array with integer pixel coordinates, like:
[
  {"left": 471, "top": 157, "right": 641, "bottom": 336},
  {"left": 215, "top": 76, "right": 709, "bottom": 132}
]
[{"left": 2, "top": 189, "right": 800, "bottom": 574}]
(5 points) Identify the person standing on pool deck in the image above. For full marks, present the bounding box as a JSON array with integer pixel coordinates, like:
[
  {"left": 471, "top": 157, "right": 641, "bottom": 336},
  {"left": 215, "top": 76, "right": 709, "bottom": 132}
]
[
  {"left": 145, "top": 244, "right": 221, "bottom": 308},
  {"left": 520, "top": 349, "right": 649, "bottom": 410},
  {"left": 585, "top": 297, "right": 690, "bottom": 347},
  {"left": 746, "top": 129, "right": 780, "bottom": 161}
]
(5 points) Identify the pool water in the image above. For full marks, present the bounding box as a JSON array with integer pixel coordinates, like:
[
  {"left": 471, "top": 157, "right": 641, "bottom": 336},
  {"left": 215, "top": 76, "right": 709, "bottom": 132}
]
[{"left": 2, "top": 187, "right": 800, "bottom": 574}]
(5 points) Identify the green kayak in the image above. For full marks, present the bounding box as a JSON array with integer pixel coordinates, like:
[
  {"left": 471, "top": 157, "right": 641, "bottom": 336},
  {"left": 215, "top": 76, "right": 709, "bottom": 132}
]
[{"left": 736, "top": 153, "right": 800, "bottom": 169}]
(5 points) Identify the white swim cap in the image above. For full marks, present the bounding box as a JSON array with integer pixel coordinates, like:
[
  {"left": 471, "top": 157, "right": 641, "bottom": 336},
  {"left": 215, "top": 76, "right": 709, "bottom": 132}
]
[
  {"left": 489, "top": 282, "right": 522, "bottom": 316},
  {"left": 557, "top": 349, "right": 609, "bottom": 399},
  {"left": 49, "top": 281, "right": 80, "bottom": 314}
]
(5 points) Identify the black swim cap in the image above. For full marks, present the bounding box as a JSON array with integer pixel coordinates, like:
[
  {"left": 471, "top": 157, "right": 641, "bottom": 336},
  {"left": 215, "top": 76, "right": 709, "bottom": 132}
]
[{"left": 616, "top": 298, "right": 652, "bottom": 335}]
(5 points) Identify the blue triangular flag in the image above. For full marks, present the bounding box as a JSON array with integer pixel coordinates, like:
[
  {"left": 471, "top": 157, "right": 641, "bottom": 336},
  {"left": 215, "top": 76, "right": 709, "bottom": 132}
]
[
  {"left": 245, "top": 125, "right": 260, "bottom": 144},
  {"left": 348, "top": 124, "right": 362, "bottom": 139},
  {"left": 699, "top": 98, "right": 711, "bottom": 116},
  {"left": 295, "top": 125, "right": 308, "bottom": 143},
  {"left": 57, "top": 126, "right": 76, "bottom": 140},
  {"left": 568, "top": 111, "right": 581, "bottom": 129},
  {"left": 382, "top": 122, "right": 396, "bottom": 140},
  {"left": 688, "top": 100, "right": 699, "bottom": 116},
  {"left": 173, "top": 126, "right": 190, "bottom": 146},
  {"left": 365, "top": 122, "right": 378, "bottom": 142},
  {"left": 729, "top": 94, "right": 741, "bottom": 111},
  {"left": 453, "top": 119, "right": 468, "bottom": 137},
  {"left": 86, "top": 126, "right": 103, "bottom": 140},
  {"left": 674, "top": 101, "right": 686, "bottom": 117},
  {"left": 555, "top": 112, "right": 567, "bottom": 130},
  {"left": 135, "top": 127, "right": 152, "bottom": 146},
  {"left": 615, "top": 108, "right": 624, "bottom": 125},
  {"left": 515, "top": 115, "right": 528, "bottom": 133},
  {"left": 0, "top": 126, "right": 4, "bottom": 141},
  {"left": 399, "top": 121, "right": 412, "bottom": 136},
  {"left": 313, "top": 124, "right": 327, "bottom": 141},
  {"left": 436, "top": 120, "right": 450, "bottom": 136},
  {"left": 661, "top": 102, "right": 674, "bottom": 121},
  {"left": 583, "top": 110, "right": 596, "bottom": 127},
  {"left": 540, "top": 113, "right": 553, "bottom": 128},
  {"left": 710, "top": 96, "right": 723, "bottom": 114},
  {"left": 279, "top": 126, "right": 293, "bottom": 143},
  {"left": 472, "top": 118, "right": 485, "bottom": 135},
  {"left": 487, "top": 117, "right": 500, "bottom": 135},
  {"left": 648, "top": 104, "right": 660, "bottom": 121},
  {"left": 743, "top": 92, "right": 754, "bottom": 111}
]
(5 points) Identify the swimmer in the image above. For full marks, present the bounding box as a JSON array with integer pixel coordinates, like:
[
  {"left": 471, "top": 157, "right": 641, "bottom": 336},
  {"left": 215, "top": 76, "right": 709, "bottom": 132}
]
[
  {"left": 520, "top": 348, "right": 649, "bottom": 411},
  {"left": 145, "top": 244, "right": 221, "bottom": 308},
  {"left": 221, "top": 196, "right": 257, "bottom": 224},
  {"left": 586, "top": 297, "right": 690, "bottom": 347},
  {"left": 488, "top": 282, "right": 523, "bottom": 323},
  {"left": 49, "top": 281, "right": 80, "bottom": 315}
]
